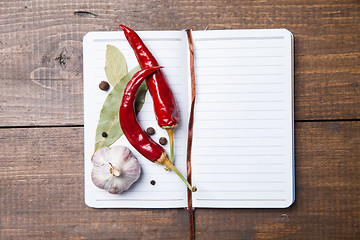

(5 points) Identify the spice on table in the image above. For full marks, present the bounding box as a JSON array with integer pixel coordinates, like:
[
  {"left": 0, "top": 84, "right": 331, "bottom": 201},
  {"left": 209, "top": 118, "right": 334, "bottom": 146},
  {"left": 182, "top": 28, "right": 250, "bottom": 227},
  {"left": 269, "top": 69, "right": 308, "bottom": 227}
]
[
  {"left": 99, "top": 81, "right": 110, "bottom": 91},
  {"left": 102, "top": 132, "right": 108, "bottom": 138},
  {"left": 159, "top": 137, "right": 167, "bottom": 145},
  {"left": 119, "top": 25, "right": 179, "bottom": 168},
  {"left": 119, "top": 66, "right": 197, "bottom": 192},
  {"left": 150, "top": 180, "right": 156, "bottom": 185},
  {"left": 146, "top": 127, "right": 156, "bottom": 136}
]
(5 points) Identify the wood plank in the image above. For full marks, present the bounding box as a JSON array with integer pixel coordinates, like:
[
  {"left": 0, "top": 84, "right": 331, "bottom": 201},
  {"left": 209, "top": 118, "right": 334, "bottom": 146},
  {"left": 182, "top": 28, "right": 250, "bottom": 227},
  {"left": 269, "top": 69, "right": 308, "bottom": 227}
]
[
  {"left": 195, "top": 121, "right": 360, "bottom": 239},
  {"left": 0, "top": 78, "right": 83, "bottom": 126},
  {"left": 0, "top": 127, "right": 189, "bottom": 239},
  {"left": 1, "top": 122, "right": 359, "bottom": 239},
  {"left": 0, "top": 0, "right": 359, "bottom": 126}
]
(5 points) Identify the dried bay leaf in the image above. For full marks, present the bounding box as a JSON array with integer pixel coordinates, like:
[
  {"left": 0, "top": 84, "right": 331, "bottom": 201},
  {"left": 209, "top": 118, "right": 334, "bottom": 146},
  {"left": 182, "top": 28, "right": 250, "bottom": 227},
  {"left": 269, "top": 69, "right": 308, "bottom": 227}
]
[
  {"left": 105, "top": 45, "right": 128, "bottom": 86},
  {"left": 94, "top": 66, "right": 146, "bottom": 153}
]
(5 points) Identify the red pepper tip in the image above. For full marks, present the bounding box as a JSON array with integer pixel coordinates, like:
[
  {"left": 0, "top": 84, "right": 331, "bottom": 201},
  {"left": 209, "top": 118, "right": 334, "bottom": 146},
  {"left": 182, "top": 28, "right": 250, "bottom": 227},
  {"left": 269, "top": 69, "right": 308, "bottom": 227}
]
[{"left": 119, "top": 24, "right": 129, "bottom": 32}]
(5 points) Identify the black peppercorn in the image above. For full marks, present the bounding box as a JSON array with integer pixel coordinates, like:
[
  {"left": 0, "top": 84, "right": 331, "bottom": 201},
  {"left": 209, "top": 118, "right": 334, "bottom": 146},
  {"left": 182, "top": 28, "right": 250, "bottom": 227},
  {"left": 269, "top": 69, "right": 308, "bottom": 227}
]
[
  {"left": 99, "top": 81, "right": 110, "bottom": 91},
  {"left": 102, "top": 132, "right": 108, "bottom": 138},
  {"left": 159, "top": 137, "right": 167, "bottom": 145},
  {"left": 146, "top": 127, "right": 156, "bottom": 135},
  {"left": 150, "top": 180, "right": 156, "bottom": 185}
]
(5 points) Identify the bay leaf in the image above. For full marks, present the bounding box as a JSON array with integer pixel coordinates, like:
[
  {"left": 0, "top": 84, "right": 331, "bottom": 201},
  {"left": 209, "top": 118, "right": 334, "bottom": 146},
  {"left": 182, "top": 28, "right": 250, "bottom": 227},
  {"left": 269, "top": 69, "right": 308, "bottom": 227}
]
[
  {"left": 105, "top": 44, "right": 128, "bottom": 86},
  {"left": 94, "top": 65, "right": 146, "bottom": 153}
]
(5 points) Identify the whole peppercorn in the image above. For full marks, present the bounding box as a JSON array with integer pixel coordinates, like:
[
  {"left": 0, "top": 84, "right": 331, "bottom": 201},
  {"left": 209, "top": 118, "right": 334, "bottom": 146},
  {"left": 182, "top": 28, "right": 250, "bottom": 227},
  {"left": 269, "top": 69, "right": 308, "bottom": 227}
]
[
  {"left": 146, "top": 127, "right": 156, "bottom": 136},
  {"left": 102, "top": 132, "right": 108, "bottom": 138},
  {"left": 159, "top": 137, "right": 168, "bottom": 145},
  {"left": 150, "top": 180, "right": 156, "bottom": 185},
  {"left": 99, "top": 81, "right": 110, "bottom": 91}
]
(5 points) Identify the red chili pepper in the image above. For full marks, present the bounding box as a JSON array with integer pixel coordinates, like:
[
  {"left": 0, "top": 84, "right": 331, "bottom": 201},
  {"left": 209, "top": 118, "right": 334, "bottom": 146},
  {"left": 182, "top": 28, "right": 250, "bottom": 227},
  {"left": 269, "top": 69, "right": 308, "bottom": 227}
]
[
  {"left": 120, "top": 66, "right": 164, "bottom": 162},
  {"left": 119, "top": 25, "right": 179, "bottom": 166},
  {"left": 119, "top": 66, "right": 196, "bottom": 192}
]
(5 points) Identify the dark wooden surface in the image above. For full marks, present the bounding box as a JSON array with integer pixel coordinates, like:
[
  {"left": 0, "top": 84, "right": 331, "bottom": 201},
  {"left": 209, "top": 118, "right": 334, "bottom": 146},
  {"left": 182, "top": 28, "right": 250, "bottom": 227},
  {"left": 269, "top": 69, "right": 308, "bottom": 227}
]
[{"left": 0, "top": 0, "right": 359, "bottom": 239}]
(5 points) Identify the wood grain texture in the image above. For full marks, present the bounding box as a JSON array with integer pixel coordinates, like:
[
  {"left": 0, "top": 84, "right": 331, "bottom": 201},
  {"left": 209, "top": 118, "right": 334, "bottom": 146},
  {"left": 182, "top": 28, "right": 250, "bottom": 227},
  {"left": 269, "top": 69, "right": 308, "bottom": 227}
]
[
  {"left": 0, "top": 127, "right": 189, "bottom": 240},
  {"left": 1, "top": 1, "right": 359, "bottom": 239},
  {"left": 0, "top": 122, "right": 359, "bottom": 239},
  {"left": 0, "top": 0, "right": 359, "bottom": 126},
  {"left": 195, "top": 121, "right": 360, "bottom": 240}
]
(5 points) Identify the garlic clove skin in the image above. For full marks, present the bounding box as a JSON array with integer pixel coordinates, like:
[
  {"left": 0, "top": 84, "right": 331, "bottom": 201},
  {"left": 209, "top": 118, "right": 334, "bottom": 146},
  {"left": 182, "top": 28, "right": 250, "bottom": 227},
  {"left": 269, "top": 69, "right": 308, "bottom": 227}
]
[{"left": 91, "top": 146, "right": 141, "bottom": 194}]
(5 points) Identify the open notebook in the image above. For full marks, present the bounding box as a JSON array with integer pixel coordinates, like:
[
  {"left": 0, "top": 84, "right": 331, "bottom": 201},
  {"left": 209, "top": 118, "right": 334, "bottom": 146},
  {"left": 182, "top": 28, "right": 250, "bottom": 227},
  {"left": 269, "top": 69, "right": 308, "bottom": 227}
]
[{"left": 83, "top": 29, "right": 294, "bottom": 208}]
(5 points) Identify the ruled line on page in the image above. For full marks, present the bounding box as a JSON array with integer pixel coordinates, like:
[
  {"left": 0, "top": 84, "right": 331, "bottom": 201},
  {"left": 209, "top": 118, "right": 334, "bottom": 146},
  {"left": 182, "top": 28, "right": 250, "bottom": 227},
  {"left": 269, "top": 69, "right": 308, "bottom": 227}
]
[
  {"left": 194, "top": 145, "right": 285, "bottom": 148},
  {"left": 199, "top": 190, "right": 286, "bottom": 193},
  {"left": 92, "top": 48, "right": 184, "bottom": 54},
  {"left": 195, "top": 55, "right": 285, "bottom": 59},
  {"left": 93, "top": 39, "right": 127, "bottom": 42},
  {"left": 195, "top": 109, "right": 285, "bottom": 112},
  {"left": 139, "top": 159, "right": 186, "bottom": 165},
  {"left": 96, "top": 199, "right": 184, "bottom": 201},
  {"left": 195, "top": 82, "right": 285, "bottom": 86},
  {"left": 195, "top": 118, "right": 284, "bottom": 121},
  {"left": 93, "top": 65, "right": 185, "bottom": 70},
  {"left": 195, "top": 73, "right": 285, "bottom": 76},
  {"left": 192, "top": 156, "right": 288, "bottom": 163},
  {"left": 197, "top": 46, "right": 285, "bottom": 50},
  {"left": 193, "top": 136, "right": 285, "bottom": 139},
  {"left": 195, "top": 36, "right": 285, "bottom": 41},
  {"left": 92, "top": 56, "right": 184, "bottom": 60},
  {"left": 196, "top": 64, "right": 284, "bottom": 68},
  {"left": 193, "top": 127, "right": 284, "bottom": 129},
  {"left": 139, "top": 38, "right": 182, "bottom": 42},
  {"left": 195, "top": 199, "right": 287, "bottom": 201},
  {"left": 102, "top": 190, "right": 186, "bottom": 193},
  {"left": 139, "top": 109, "right": 183, "bottom": 113},
  {"left": 196, "top": 99, "right": 284, "bottom": 103},
  {"left": 93, "top": 38, "right": 182, "bottom": 42},
  {"left": 195, "top": 172, "right": 286, "bottom": 174},
  {"left": 196, "top": 93, "right": 285, "bottom": 96},
  {"left": 192, "top": 154, "right": 286, "bottom": 156},
  {"left": 196, "top": 74, "right": 286, "bottom": 80},
  {"left": 198, "top": 181, "right": 286, "bottom": 184},
  {"left": 195, "top": 163, "right": 286, "bottom": 166},
  {"left": 136, "top": 181, "right": 185, "bottom": 184},
  {"left": 94, "top": 56, "right": 184, "bottom": 61}
]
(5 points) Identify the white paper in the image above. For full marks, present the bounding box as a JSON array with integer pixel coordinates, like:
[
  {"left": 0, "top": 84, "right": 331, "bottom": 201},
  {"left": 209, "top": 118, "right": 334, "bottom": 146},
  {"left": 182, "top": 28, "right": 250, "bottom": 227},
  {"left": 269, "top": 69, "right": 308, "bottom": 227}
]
[
  {"left": 190, "top": 29, "right": 294, "bottom": 208},
  {"left": 83, "top": 31, "right": 189, "bottom": 208},
  {"left": 83, "top": 29, "right": 294, "bottom": 209}
]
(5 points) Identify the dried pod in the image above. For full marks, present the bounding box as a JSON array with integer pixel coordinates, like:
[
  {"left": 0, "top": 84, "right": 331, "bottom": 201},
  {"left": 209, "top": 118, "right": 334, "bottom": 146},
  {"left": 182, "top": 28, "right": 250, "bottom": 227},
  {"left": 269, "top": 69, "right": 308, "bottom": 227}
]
[{"left": 91, "top": 146, "right": 141, "bottom": 194}]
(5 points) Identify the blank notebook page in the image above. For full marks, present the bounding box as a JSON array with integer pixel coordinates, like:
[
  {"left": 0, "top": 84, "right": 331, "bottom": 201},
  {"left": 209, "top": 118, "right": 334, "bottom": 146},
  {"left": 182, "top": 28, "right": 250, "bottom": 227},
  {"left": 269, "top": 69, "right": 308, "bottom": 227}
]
[{"left": 190, "top": 29, "right": 294, "bottom": 208}]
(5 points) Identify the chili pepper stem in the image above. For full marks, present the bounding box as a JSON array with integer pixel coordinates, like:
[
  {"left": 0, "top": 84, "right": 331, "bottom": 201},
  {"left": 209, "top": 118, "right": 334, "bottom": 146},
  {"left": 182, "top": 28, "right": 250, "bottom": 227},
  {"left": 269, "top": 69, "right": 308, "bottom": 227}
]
[
  {"left": 157, "top": 153, "right": 197, "bottom": 192},
  {"left": 164, "top": 127, "right": 175, "bottom": 171}
]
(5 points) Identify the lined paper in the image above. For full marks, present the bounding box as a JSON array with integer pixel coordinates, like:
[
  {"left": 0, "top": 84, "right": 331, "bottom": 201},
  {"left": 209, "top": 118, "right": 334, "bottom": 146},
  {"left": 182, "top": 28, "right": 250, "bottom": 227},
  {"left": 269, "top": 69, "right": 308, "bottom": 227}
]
[
  {"left": 83, "top": 31, "right": 189, "bottom": 208},
  {"left": 191, "top": 29, "right": 294, "bottom": 208},
  {"left": 84, "top": 29, "right": 294, "bottom": 209}
]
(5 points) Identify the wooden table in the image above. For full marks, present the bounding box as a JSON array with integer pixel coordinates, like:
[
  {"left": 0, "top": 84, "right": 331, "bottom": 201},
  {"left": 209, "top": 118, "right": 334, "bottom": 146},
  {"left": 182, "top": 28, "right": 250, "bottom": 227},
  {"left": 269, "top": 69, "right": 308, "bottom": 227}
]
[{"left": 1, "top": 0, "right": 359, "bottom": 239}]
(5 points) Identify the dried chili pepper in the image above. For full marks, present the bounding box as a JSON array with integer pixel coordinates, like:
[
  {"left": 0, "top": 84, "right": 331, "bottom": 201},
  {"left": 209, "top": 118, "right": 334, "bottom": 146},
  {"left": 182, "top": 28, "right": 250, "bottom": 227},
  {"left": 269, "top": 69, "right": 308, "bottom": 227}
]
[
  {"left": 119, "top": 25, "right": 179, "bottom": 166},
  {"left": 119, "top": 66, "right": 196, "bottom": 192}
]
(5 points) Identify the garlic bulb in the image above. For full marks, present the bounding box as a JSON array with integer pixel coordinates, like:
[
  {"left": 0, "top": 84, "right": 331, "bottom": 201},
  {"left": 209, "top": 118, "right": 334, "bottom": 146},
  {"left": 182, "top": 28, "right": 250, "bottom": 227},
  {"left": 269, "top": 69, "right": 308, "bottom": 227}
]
[{"left": 91, "top": 146, "right": 141, "bottom": 194}]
